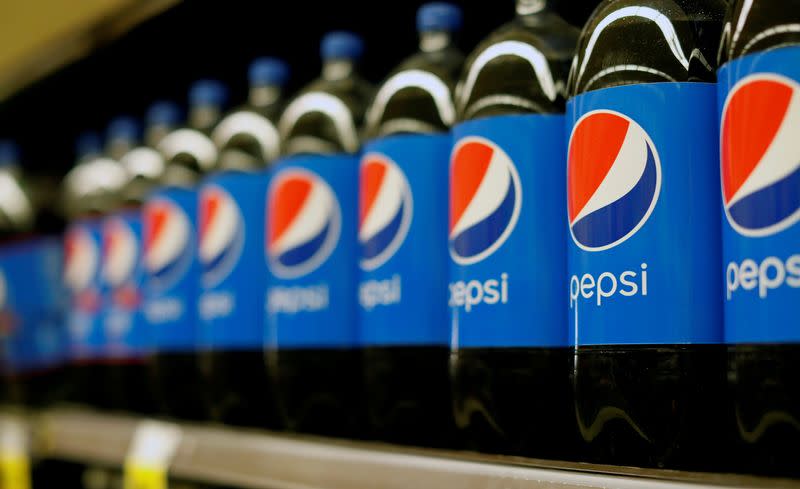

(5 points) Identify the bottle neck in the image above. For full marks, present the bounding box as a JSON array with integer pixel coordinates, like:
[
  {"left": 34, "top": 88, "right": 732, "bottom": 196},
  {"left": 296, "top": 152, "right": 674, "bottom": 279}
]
[
  {"left": 108, "top": 139, "right": 136, "bottom": 161},
  {"left": 145, "top": 123, "right": 173, "bottom": 148},
  {"left": 189, "top": 105, "right": 222, "bottom": 133},
  {"left": 419, "top": 31, "right": 453, "bottom": 53},
  {"left": 322, "top": 59, "right": 355, "bottom": 81},
  {"left": 249, "top": 84, "right": 282, "bottom": 109},
  {"left": 0, "top": 163, "right": 20, "bottom": 176},
  {"left": 516, "top": 0, "right": 550, "bottom": 16}
]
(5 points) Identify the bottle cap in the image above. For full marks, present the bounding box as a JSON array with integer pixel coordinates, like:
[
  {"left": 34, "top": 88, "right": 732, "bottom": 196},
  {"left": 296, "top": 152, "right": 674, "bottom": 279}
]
[
  {"left": 321, "top": 31, "right": 365, "bottom": 61},
  {"left": 417, "top": 3, "right": 463, "bottom": 33},
  {"left": 249, "top": 57, "right": 290, "bottom": 87}
]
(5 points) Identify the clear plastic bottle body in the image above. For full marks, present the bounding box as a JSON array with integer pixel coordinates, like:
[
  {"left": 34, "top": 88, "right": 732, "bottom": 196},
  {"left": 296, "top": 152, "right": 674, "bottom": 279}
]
[
  {"left": 449, "top": 0, "right": 580, "bottom": 460},
  {"left": 718, "top": 0, "right": 800, "bottom": 477},
  {"left": 269, "top": 35, "right": 372, "bottom": 438},
  {"left": 567, "top": 0, "right": 729, "bottom": 470}
]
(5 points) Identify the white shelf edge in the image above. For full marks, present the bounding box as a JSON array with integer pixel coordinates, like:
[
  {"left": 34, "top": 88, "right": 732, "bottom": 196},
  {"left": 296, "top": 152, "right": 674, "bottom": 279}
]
[{"left": 19, "top": 408, "right": 796, "bottom": 489}]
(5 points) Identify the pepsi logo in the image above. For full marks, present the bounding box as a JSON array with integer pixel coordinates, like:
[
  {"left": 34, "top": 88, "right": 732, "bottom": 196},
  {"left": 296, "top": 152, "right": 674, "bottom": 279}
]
[
  {"left": 267, "top": 169, "right": 341, "bottom": 278},
  {"left": 568, "top": 110, "right": 661, "bottom": 251},
  {"left": 449, "top": 136, "right": 521, "bottom": 265},
  {"left": 102, "top": 218, "right": 138, "bottom": 288},
  {"left": 721, "top": 74, "right": 800, "bottom": 237},
  {"left": 64, "top": 228, "right": 99, "bottom": 292},
  {"left": 199, "top": 185, "right": 244, "bottom": 286},
  {"left": 143, "top": 197, "right": 192, "bottom": 289},
  {"left": 359, "top": 153, "right": 413, "bottom": 271}
]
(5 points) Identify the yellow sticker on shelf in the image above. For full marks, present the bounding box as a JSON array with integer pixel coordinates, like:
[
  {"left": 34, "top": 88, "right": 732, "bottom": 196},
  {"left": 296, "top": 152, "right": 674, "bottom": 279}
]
[
  {"left": 0, "top": 453, "right": 31, "bottom": 489},
  {"left": 123, "top": 462, "right": 167, "bottom": 489},
  {"left": 122, "top": 421, "right": 181, "bottom": 489}
]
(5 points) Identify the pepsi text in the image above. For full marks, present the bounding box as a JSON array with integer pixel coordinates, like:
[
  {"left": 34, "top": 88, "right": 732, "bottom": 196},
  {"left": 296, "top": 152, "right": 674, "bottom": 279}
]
[
  {"left": 448, "top": 273, "right": 508, "bottom": 313},
  {"left": 570, "top": 263, "right": 648, "bottom": 309},
  {"left": 267, "top": 283, "right": 329, "bottom": 315},
  {"left": 726, "top": 254, "right": 800, "bottom": 300},
  {"left": 359, "top": 275, "right": 401, "bottom": 311}
]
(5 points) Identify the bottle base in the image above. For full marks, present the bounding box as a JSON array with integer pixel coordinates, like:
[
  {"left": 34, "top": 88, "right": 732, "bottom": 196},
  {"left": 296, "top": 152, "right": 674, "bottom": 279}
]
[
  {"left": 148, "top": 352, "right": 207, "bottom": 421},
  {"left": 64, "top": 361, "right": 110, "bottom": 409},
  {"left": 572, "top": 344, "right": 729, "bottom": 471},
  {"left": 267, "top": 347, "right": 365, "bottom": 439},
  {"left": 21, "top": 365, "right": 69, "bottom": 408},
  {"left": 199, "top": 349, "right": 278, "bottom": 429},
  {"left": 364, "top": 345, "right": 454, "bottom": 447},
  {"left": 450, "top": 346, "right": 576, "bottom": 460},
  {"left": 105, "top": 358, "right": 157, "bottom": 415},
  {"left": 728, "top": 343, "right": 800, "bottom": 477}
]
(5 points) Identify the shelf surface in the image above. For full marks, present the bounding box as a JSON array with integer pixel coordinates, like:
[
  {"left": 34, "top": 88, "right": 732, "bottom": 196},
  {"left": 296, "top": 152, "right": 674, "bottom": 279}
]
[{"left": 9, "top": 408, "right": 797, "bottom": 489}]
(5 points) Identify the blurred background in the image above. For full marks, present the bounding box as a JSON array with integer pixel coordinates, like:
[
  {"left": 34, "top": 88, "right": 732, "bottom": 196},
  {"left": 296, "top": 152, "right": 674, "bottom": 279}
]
[{"left": 0, "top": 0, "right": 599, "bottom": 177}]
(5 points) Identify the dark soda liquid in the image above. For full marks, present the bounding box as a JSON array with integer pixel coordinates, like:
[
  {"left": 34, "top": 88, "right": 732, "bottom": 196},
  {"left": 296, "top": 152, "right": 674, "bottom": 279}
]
[
  {"left": 65, "top": 361, "right": 109, "bottom": 409},
  {"left": 572, "top": 344, "right": 729, "bottom": 471},
  {"left": 364, "top": 346, "right": 454, "bottom": 447},
  {"left": 728, "top": 344, "right": 800, "bottom": 477},
  {"left": 451, "top": 347, "right": 575, "bottom": 460},
  {"left": 268, "top": 348, "right": 364, "bottom": 438},
  {"left": 200, "top": 349, "right": 278, "bottom": 429},
  {"left": 149, "top": 352, "right": 207, "bottom": 421},
  {"left": 2, "top": 373, "right": 25, "bottom": 407},
  {"left": 19, "top": 366, "right": 67, "bottom": 407},
  {"left": 105, "top": 358, "right": 156, "bottom": 415}
]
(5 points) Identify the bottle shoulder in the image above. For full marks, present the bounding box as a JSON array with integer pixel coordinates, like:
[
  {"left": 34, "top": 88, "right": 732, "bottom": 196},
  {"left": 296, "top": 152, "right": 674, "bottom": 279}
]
[
  {"left": 457, "top": 14, "right": 580, "bottom": 120},
  {"left": 365, "top": 48, "right": 464, "bottom": 138},
  {"left": 718, "top": 0, "right": 800, "bottom": 65},
  {"left": 279, "top": 75, "right": 373, "bottom": 155},
  {"left": 568, "top": 0, "right": 727, "bottom": 96}
]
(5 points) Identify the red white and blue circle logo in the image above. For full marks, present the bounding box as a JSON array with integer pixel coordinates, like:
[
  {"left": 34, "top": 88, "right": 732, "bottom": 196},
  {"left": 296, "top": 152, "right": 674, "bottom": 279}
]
[
  {"left": 64, "top": 228, "right": 99, "bottom": 292},
  {"left": 568, "top": 110, "right": 661, "bottom": 251},
  {"left": 266, "top": 168, "right": 340, "bottom": 278},
  {"left": 102, "top": 218, "right": 138, "bottom": 288},
  {"left": 449, "top": 136, "right": 521, "bottom": 265},
  {"left": 102, "top": 217, "right": 141, "bottom": 309},
  {"left": 721, "top": 74, "right": 800, "bottom": 237},
  {"left": 359, "top": 153, "right": 412, "bottom": 271},
  {"left": 143, "top": 198, "right": 192, "bottom": 289},
  {"left": 199, "top": 185, "right": 244, "bottom": 286}
]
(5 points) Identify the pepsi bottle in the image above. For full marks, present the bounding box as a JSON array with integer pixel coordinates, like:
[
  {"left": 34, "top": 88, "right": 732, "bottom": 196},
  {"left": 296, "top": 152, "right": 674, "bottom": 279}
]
[
  {"left": 101, "top": 106, "right": 180, "bottom": 415},
  {"left": 448, "top": 0, "right": 578, "bottom": 459},
  {"left": 145, "top": 81, "right": 226, "bottom": 420},
  {"left": 359, "top": 3, "right": 463, "bottom": 447},
  {"left": 0, "top": 141, "right": 39, "bottom": 406},
  {"left": 62, "top": 132, "right": 129, "bottom": 408},
  {"left": 267, "top": 32, "right": 371, "bottom": 437},
  {"left": 0, "top": 141, "right": 66, "bottom": 407},
  {"left": 567, "top": 0, "right": 727, "bottom": 469},
  {"left": 100, "top": 116, "right": 146, "bottom": 412},
  {"left": 718, "top": 0, "right": 800, "bottom": 476},
  {"left": 199, "top": 58, "right": 289, "bottom": 428}
]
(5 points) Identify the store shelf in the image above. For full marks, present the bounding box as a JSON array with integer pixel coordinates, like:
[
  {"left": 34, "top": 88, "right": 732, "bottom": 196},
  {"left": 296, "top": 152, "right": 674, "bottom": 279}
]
[
  {"left": 0, "top": 0, "right": 177, "bottom": 100},
  {"left": 13, "top": 408, "right": 798, "bottom": 489}
]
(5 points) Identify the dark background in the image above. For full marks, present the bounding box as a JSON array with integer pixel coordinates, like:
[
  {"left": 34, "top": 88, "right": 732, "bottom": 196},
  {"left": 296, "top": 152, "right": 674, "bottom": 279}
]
[{"left": 0, "top": 0, "right": 600, "bottom": 175}]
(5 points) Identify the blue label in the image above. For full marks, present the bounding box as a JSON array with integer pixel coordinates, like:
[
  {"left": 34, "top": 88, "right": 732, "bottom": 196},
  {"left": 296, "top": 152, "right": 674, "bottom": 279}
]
[
  {"left": 718, "top": 46, "right": 800, "bottom": 344},
  {"left": 265, "top": 154, "right": 358, "bottom": 349},
  {"left": 199, "top": 171, "right": 268, "bottom": 349},
  {"left": 567, "top": 82, "right": 722, "bottom": 345},
  {"left": 0, "top": 238, "right": 65, "bottom": 372},
  {"left": 102, "top": 210, "right": 150, "bottom": 357},
  {"left": 449, "top": 114, "right": 566, "bottom": 348},
  {"left": 142, "top": 187, "right": 199, "bottom": 351},
  {"left": 65, "top": 219, "right": 107, "bottom": 360},
  {"left": 358, "top": 134, "right": 449, "bottom": 346}
]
